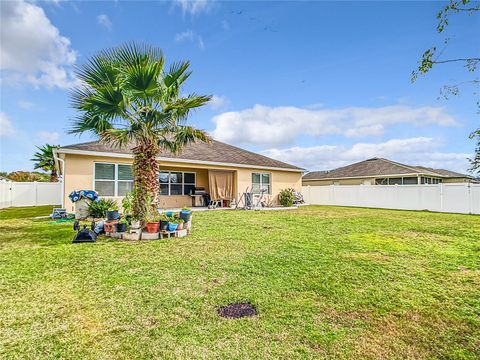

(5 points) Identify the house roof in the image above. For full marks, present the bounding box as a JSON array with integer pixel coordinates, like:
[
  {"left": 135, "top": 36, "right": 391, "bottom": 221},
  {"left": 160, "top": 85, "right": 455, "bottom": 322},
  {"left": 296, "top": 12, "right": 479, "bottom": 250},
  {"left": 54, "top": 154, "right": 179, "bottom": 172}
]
[
  {"left": 303, "top": 158, "right": 471, "bottom": 180},
  {"left": 57, "top": 139, "right": 304, "bottom": 172}
]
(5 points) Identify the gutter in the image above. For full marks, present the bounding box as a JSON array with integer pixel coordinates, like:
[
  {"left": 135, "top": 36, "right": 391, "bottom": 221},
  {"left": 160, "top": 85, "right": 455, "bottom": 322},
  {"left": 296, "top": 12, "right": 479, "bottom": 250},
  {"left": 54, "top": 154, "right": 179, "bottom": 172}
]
[
  {"left": 302, "top": 173, "right": 444, "bottom": 181},
  {"left": 53, "top": 149, "right": 65, "bottom": 208}
]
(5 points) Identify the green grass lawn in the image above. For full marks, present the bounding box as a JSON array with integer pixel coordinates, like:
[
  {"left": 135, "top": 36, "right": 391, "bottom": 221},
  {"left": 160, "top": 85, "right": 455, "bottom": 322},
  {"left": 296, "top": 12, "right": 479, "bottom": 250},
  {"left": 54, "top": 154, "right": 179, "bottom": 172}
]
[{"left": 0, "top": 205, "right": 479, "bottom": 359}]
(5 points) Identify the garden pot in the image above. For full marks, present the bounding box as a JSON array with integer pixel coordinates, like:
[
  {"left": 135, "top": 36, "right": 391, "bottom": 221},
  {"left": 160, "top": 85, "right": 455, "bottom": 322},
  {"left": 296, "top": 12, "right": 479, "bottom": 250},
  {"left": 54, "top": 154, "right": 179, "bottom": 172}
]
[
  {"left": 167, "top": 222, "right": 178, "bottom": 232},
  {"left": 180, "top": 210, "right": 192, "bottom": 222},
  {"left": 104, "top": 222, "right": 116, "bottom": 233},
  {"left": 106, "top": 210, "right": 119, "bottom": 221},
  {"left": 165, "top": 211, "right": 174, "bottom": 217},
  {"left": 116, "top": 223, "right": 127, "bottom": 233},
  {"left": 131, "top": 220, "right": 141, "bottom": 229},
  {"left": 177, "top": 222, "right": 184, "bottom": 230},
  {"left": 159, "top": 220, "right": 168, "bottom": 231},
  {"left": 145, "top": 222, "right": 159, "bottom": 233}
]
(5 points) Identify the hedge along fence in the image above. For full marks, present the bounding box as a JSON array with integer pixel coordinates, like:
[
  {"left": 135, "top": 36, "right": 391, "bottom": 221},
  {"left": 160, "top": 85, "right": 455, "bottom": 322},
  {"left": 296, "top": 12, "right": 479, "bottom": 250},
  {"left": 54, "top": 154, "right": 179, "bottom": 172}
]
[
  {"left": 302, "top": 183, "right": 480, "bottom": 215},
  {"left": 0, "top": 180, "right": 62, "bottom": 208}
]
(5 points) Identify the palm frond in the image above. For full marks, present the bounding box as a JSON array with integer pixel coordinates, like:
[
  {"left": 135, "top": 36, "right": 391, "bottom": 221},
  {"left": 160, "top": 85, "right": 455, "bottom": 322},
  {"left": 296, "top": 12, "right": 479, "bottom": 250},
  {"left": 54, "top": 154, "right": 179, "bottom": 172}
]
[{"left": 164, "top": 61, "right": 191, "bottom": 88}]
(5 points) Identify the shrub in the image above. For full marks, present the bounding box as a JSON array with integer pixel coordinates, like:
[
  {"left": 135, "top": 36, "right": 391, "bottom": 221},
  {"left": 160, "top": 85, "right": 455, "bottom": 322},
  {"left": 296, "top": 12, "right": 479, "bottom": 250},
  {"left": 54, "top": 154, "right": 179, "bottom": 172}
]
[
  {"left": 88, "top": 198, "right": 118, "bottom": 218},
  {"left": 278, "top": 188, "right": 295, "bottom": 207}
]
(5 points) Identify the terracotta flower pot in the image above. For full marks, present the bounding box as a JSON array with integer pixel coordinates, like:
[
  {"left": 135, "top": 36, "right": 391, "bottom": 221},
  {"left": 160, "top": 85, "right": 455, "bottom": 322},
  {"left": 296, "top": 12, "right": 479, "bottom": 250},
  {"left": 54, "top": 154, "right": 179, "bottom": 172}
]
[
  {"left": 177, "top": 222, "right": 184, "bottom": 230},
  {"left": 145, "top": 222, "right": 159, "bottom": 233},
  {"left": 104, "top": 222, "right": 115, "bottom": 233}
]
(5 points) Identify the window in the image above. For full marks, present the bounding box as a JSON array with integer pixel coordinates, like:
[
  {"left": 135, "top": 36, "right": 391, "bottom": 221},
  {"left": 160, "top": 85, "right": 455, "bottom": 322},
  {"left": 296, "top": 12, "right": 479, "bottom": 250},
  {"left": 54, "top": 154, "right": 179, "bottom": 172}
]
[
  {"left": 375, "top": 178, "right": 388, "bottom": 185},
  {"left": 402, "top": 177, "right": 418, "bottom": 185},
  {"left": 421, "top": 177, "right": 442, "bottom": 185},
  {"left": 159, "top": 171, "right": 196, "bottom": 196},
  {"left": 252, "top": 172, "right": 271, "bottom": 194},
  {"left": 94, "top": 163, "right": 133, "bottom": 196}
]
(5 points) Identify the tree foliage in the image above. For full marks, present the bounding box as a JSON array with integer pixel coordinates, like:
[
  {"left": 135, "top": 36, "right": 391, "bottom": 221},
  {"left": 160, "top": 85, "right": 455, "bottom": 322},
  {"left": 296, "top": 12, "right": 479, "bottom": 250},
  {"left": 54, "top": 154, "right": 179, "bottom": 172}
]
[
  {"left": 31, "top": 144, "right": 60, "bottom": 182},
  {"left": 4, "top": 171, "right": 51, "bottom": 182},
  {"left": 412, "top": 0, "right": 479, "bottom": 175},
  {"left": 70, "top": 43, "right": 211, "bottom": 221}
]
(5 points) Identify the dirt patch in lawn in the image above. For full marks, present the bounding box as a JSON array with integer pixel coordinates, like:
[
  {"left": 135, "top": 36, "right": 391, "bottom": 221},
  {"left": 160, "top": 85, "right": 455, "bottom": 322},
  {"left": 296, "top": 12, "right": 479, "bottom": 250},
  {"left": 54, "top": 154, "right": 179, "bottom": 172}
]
[{"left": 217, "top": 303, "right": 257, "bottom": 319}]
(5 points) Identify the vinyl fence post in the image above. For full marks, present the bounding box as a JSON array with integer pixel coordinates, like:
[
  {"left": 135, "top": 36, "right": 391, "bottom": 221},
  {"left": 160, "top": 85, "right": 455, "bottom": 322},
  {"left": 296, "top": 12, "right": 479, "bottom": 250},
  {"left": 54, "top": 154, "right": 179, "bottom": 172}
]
[
  {"left": 439, "top": 183, "right": 443, "bottom": 213},
  {"left": 34, "top": 181, "right": 38, "bottom": 207},
  {"left": 467, "top": 183, "right": 472, "bottom": 215}
]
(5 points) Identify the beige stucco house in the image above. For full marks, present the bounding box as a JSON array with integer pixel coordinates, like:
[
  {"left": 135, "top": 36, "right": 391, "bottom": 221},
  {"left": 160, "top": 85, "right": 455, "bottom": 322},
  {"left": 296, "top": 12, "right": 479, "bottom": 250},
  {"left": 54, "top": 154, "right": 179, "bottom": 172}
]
[
  {"left": 54, "top": 139, "right": 304, "bottom": 211},
  {"left": 303, "top": 158, "right": 475, "bottom": 186}
]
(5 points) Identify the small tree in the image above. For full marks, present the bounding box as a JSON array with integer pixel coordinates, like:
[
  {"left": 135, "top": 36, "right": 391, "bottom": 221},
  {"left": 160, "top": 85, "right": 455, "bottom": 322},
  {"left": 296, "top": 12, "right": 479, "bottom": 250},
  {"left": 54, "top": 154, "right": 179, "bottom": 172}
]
[
  {"left": 70, "top": 43, "right": 211, "bottom": 221},
  {"left": 31, "top": 144, "right": 60, "bottom": 182}
]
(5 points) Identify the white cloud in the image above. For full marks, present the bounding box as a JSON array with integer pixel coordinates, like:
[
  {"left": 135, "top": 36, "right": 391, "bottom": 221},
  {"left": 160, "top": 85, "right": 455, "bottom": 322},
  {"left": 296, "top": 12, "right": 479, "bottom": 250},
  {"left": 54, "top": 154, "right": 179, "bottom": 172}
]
[
  {"left": 0, "top": 113, "right": 15, "bottom": 137},
  {"left": 173, "top": 0, "right": 214, "bottom": 15},
  {"left": 0, "top": 0, "right": 78, "bottom": 89},
  {"left": 212, "top": 104, "right": 458, "bottom": 147},
  {"left": 17, "top": 100, "right": 35, "bottom": 110},
  {"left": 36, "top": 131, "right": 60, "bottom": 142},
  {"left": 97, "top": 14, "right": 112, "bottom": 30},
  {"left": 198, "top": 36, "right": 205, "bottom": 50},
  {"left": 261, "top": 137, "right": 470, "bottom": 173},
  {"left": 209, "top": 95, "right": 229, "bottom": 110},
  {"left": 175, "top": 30, "right": 205, "bottom": 49},
  {"left": 175, "top": 30, "right": 195, "bottom": 42}
]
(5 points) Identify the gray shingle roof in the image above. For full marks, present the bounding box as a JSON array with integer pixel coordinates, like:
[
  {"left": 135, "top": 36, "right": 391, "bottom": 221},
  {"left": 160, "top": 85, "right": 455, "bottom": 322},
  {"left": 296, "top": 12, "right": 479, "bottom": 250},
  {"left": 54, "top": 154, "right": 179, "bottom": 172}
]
[
  {"left": 59, "top": 139, "right": 304, "bottom": 171},
  {"left": 303, "top": 158, "right": 470, "bottom": 180}
]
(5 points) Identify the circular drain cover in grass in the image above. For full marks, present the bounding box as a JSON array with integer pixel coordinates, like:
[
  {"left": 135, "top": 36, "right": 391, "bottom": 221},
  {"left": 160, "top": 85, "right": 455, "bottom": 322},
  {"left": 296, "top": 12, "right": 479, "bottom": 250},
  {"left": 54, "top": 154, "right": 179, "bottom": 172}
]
[{"left": 218, "top": 303, "right": 257, "bottom": 319}]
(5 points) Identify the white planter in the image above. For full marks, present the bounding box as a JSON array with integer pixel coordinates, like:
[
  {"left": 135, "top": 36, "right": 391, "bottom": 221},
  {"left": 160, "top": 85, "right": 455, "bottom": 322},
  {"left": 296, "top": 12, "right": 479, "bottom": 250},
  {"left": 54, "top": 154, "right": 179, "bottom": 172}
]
[
  {"left": 123, "top": 232, "right": 141, "bottom": 241},
  {"left": 142, "top": 232, "right": 159, "bottom": 240}
]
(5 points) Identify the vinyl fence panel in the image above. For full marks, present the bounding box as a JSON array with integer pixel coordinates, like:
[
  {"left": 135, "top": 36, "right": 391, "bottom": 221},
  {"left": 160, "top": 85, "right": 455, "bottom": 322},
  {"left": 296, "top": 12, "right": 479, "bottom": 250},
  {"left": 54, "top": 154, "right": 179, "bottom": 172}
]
[
  {"left": 0, "top": 181, "right": 62, "bottom": 208},
  {"left": 302, "top": 183, "right": 480, "bottom": 215}
]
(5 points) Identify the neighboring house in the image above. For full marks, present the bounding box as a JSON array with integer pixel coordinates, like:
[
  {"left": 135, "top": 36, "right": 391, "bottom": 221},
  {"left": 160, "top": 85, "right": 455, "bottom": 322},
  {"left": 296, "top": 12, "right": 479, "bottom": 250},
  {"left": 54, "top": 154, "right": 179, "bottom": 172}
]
[
  {"left": 54, "top": 139, "right": 304, "bottom": 211},
  {"left": 302, "top": 158, "right": 475, "bottom": 186}
]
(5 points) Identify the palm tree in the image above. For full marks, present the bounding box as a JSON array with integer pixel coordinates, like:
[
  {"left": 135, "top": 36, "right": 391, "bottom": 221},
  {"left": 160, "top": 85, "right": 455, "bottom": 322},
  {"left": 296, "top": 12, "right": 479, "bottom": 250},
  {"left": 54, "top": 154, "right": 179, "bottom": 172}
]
[
  {"left": 70, "top": 43, "right": 211, "bottom": 221},
  {"left": 31, "top": 144, "right": 60, "bottom": 182}
]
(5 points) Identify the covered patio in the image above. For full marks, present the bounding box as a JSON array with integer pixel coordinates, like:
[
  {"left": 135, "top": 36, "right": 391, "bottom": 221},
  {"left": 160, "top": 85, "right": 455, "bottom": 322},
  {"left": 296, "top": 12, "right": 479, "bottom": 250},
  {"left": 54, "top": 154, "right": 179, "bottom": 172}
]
[{"left": 158, "top": 165, "right": 237, "bottom": 209}]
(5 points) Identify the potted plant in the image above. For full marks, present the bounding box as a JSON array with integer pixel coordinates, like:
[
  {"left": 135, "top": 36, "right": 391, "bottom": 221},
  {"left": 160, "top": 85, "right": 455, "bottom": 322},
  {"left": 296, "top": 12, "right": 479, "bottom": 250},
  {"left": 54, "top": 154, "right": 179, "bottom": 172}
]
[
  {"left": 122, "top": 191, "right": 134, "bottom": 221},
  {"left": 145, "top": 214, "right": 160, "bottom": 233},
  {"left": 106, "top": 204, "right": 120, "bottom": 221},
  {"left": 87, "top": 198, "right": 118, "bottom": 219},
  {"left": 116, "top": 217, "right": 129, "bottom": 233},
  {"left": 130, "top": 216, "right": 141, "bottom": 229},
  {"left": 167, "top": 217, "right": 179, "bottom": 232},
  {"left": 177, "top": 218, "right": 185, "bottom": 230},
  {"left": 104, "top": 222, "right": 115, "bottom": 233},
  {"left": 180, "top": 207, "right": 192, "bottom": 222},
  {"left": 159, "top": 214, "right": 169, "bottom": 231}
]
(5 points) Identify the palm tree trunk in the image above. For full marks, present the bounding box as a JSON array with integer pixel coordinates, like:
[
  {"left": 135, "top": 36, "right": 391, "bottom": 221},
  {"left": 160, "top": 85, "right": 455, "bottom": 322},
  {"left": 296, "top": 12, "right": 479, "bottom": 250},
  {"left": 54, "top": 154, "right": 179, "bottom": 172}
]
[
  {"left": 132, "top": 141, "right": 160, "bottom": 221},
  {"left": 50, "top": 169, "right": 58, "bottom": 182}
]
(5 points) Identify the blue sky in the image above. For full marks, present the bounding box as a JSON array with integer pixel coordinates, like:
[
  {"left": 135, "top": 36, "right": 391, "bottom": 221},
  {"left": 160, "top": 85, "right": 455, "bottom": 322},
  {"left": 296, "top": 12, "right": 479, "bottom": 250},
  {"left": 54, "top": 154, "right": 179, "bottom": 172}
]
[{"left": 1, "top": 0, "right": 478, "bottom": 173}]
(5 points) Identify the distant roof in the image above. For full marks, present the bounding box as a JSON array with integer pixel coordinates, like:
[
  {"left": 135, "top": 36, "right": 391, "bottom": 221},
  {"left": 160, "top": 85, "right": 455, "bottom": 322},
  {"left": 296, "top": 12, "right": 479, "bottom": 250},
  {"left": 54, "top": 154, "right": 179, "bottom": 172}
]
[
  {"left": 58, "top": 139, "right": 304, "bottom": 171},
  {"left": 303, "top": 158, "right": 471, "bottom": 180}
]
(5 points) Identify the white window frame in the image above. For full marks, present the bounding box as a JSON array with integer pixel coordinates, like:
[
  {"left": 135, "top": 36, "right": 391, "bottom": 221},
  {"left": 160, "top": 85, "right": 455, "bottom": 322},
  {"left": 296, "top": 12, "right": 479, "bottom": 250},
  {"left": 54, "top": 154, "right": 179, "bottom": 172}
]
[
  {"left": 93, "top": 162, "right": 134, "bottom": 197},
  {"left": 252, "top": 172, "right": 271, "bottom": 194},
  {"left": 159, "top": 171, "right": 196, "bottom": 196}
]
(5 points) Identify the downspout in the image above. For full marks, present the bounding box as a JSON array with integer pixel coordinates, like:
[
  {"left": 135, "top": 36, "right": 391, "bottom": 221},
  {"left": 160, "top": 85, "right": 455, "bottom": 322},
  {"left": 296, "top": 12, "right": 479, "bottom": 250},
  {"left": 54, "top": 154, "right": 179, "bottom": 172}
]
[{"left": 53, "top": 149, "right": 65, "bottom": 208}]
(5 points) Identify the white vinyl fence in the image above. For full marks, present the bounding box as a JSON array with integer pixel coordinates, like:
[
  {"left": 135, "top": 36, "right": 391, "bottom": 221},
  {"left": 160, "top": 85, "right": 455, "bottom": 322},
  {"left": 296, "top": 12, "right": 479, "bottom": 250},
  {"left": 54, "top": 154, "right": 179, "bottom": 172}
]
[
  {"left": 0, "top": 180, "right": 62, "bottom": 209},
  {"left": 302, "top": 183, "right": 480, "bottom": 215}
]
